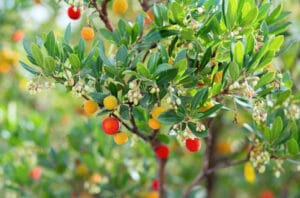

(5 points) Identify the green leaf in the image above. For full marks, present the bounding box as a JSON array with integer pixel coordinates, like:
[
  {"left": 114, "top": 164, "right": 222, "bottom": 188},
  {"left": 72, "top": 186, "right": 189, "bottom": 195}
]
[
  {"left": 291, "top": 122, "right": 299, "bottom": 141},
  {"left": 156, "top": 68, "right": 178, "bottom": 85},
  {"left": 266, "top": 4, "right": 283, "bottom": 24},
  {"left": 44, "top": 31, "right": 56, "bottom": 57},
  {"left": 157, "top": 134, "right": 170, "bottom": 144},
  {"left": 170, "top": 2, "right": 185, "bottom": 26},
  {"left": 264, "top": 127, "right": 272, "bottom": 142},
  {"left": 31, "top": 43, "right": 44, "bottom": 66},
  {"left": 88, "top": 92, "right": 108, "bottom": 104},
  {"left": 226, "top": 0, "right": 238, "bottom": 28},
  {"left": 191, "top": 88, "right": 208, "bottom": 109},
  {"left": 272, "top": 116, "right": 283, "bottom": 140},
  {"left": 116, "top": 45, "right": 128, "bottom": 64},
  {"left": 233, "top": 41, "right": 244, "bottom": 66},
  {"left": 20, "top": 61, "right": 41, "bottom": 75},
  {"left": 64, "top": 23, "right": 71, "bottom": 44},
  {"left": 254, "top": 72, "right": 275, "bottom": 90},
  {"left": 195, "top": 104, "right": 223, "bottom": 119},
  {"left": 181, "top": 28, "right": 194, "bottom": 40},
  {"left": 120, "top": 105, "right": 129, "bottom": 120},
  {"left": 100, "top": 28, "right": 115, "bottom": 43},
  {"left": 241, "top": 7, "right": 258, "bottom": 26},
  {"left": 287, "top": 139, "right": 299, "bottom": 155},
  {"left": 137, "top": 62, "right": 151, "bottom": 79},
  {"left": 44, "top": 56, "right": 56, "bottom": 74},
  {"left": 229, "top": 61, "right": 240, "bottom": 81},
  {"left": 157, "top": 110, "right": 184, "bottom": 125},
  {"left": 68, "top": 53, "right": 81, "bottom": 69},
  {"left": 269, "top": 35, "right": 284, "bottom": 52},
  {"left": 200, "top": 47, "right": 212, "bottom": 69}
]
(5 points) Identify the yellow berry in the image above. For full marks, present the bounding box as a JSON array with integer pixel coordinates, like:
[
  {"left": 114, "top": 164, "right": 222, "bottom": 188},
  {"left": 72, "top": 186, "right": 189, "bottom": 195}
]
[
  {"left": 199, "top": 101, "right": 214, "bottom": 112},
  {"left": 0, "top": 62, "right": 11, "bottom": 73},
  {"left": 146, "top": 191, "right": 159, "bottom": 198},
  {"left": 151, "top": 106, "right": 166, "bottom": 120},
  {"left": 84, "top": 100, "right": 98, "bottom": 115},
  {"left": 76, "top": 164, "right": 89, "bottom": 177},
  {"left": 113, "top": 132, "right": 128, "bottom": 145},
  {"left": 112, "top": 0, "right": 128, "bottom": 15},
  {"left": 103, "top": 95, "right": 118, "bottom": 110},
  {"left": 81, "top": 27, "right": 95, "bottom": 41},
  {"left": 148, "top": 119, "right": 161, "bottom": 130},
  {"left": 244, "top": 162, "right": 256, "bottom": 184},
  {"left": 90, "top": 173, "right": 102, "bottom": 184},
  {"left": 214, "top": 71, "right": 223, "bottom": 83}
]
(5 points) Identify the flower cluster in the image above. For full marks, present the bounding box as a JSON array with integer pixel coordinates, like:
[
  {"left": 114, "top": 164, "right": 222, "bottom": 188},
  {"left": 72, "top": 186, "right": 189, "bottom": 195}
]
[
  {"left": 126, "top": 80, "right": 143, "bottom": 105},
  {"left": 72, "top": 80, "right": 90, "bottom": 97},
  {"left": 249, "top": 139, "right": 271, "bottom": 173},
  {"left": 229, "top": 80, "right": 256, "bottom": 99},
  {"left": 252, "top": 99, "right": 268, "bottom": 123},
  {"left": 284, "top": 104, "right": 300, "bottom": 120},
  {"left": 166, "top": 86, "right": 182, "bottom": 110},
  {"left": 27, "top": 79, "right": 55, "bottom": 95}
]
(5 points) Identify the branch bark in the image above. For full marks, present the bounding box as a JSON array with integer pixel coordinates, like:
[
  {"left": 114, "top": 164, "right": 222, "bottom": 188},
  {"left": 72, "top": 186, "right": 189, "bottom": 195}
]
[
  {"left": 138, "top": 0, "right": 151, "bottom": 11},
  {"left": 90, "top": 0, "right": 114, "bottom": 31}
]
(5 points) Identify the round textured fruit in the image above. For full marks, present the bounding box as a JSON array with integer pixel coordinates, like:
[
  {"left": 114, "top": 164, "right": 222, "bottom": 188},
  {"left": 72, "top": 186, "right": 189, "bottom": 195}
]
[
  {"left": 185, "top": 137, "right": 201, "bottom": 152},
  {"left": 151, "top": 106, "right": 166, "bottom": 119},
  {"left": 67, "top": 6, "right": 81, "bottom": 20},
  {"left": 146, "top": 191, "right": 159, "bottom": 198},
  {"left": 103, "top": 95, "right": 118, "bottom": 110},
  {"left": 152, "top": 179, "right": 159, "bottom": 190},
  {"left": 76, "top": 164, "right": 88, "bottom": 177},
  {"left": 155, "top": 145, "right": 169, "bottom": 159},
  {"left": 0, "top": 62, "right": 11, "bottom": 73},
  {"left": 12, "top": 30, "right": 24, "bottom": 42},
  {"left": 216, "top": 141, "right": 231, "bottom": 154},
  {"left": 83, "top": 100, "right": 98, "bottom": 115},
  {"left": 148, "top": 119, "right": 161, "bottom": 130},
  {"left": 102, "top": 117, "right": 120, "bottom": 135},
  {"left": 112, "top": 0, "right": 128, "bottom": 15},
  {"left": 199, "top": 101, "right": 214, "bottom": 112},
  {"left": 244, "top": 162, "right": 255, "bottom": 184},
  {"left": 30, "top": 167, "right": 42, "bottom": 180},
  {"left": 260, "top": 190, "right": 274, "bottom": 198},
  {"left": 91, "top": 173, "right": 102, "bottom": 184},
  {"left": 113, "top": 132, "right": 128, "bottom": 145},
  {"left": 144, "top": 10, "right": 154, "bottom": 25},
  {"left": 81, "top": 27, "right": 94, "bottom": 41}
]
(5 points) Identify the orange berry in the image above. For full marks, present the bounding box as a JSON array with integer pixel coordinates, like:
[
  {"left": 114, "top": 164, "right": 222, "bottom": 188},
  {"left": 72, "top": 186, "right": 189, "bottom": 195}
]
[
  {"left": 144, "top": 10, "right": 154, "bottom": 25},
  {"left": 148, "top": 118, "right": 161, "bottom": 130},
  {"left": 216, "top": 141, "right": 231, "bottom": 154},
  {"left": 214, "top": 71, "right": 223, "bottom": 83},
  {"left": 0, "top": 62, "right": 11, "bottom": 73},
  {"left": 90, "top": 173, "right": 102, "bottom": 184},
  {"left": 83, "top": 100, "right": 98, "bottom": 115},
  {"left": 81, "top": 27, "right": 95, "bottom": 41},
  {"left": 12, "top": 30, "right": 24, "bottom": 42},
  {"left": 146, "top": 191, "right": 159, "bottom": 198},
  {"left": 103, "top": 95, "right": 118, "bottom": 110},
  {"left": 199, "top": 101, "right": 214, "bottom": 112},
  {"left": 113, "top": 132, "right": 128, "bottom": 145},
  {"left": 112, "top": 0, "right": 128, "bottom": 15},
  {"left": 151, "top": 106, "right": 166, "bottom": 119}
]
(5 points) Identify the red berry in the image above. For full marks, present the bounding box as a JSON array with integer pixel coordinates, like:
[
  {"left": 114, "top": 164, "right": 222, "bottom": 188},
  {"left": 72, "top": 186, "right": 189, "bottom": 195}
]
[
  {"left": 185, "top": 138, "right": 201, "bottom": 152},
  {"left": 67, "top": 6, "right": 81, "bottom": 20},
  {"left": 155, "top": 145, "right": 169, "bottom": 159},
  {"left": 152, "top": 179, "right": 159, "bottom": 191},
  {"left": 29, "top": 167, "right": 42, "bottom": 180},
  {"left": 260, "top": 190, "right": 274, "bottom": 198},
  {"left": 102, "top": 117, "right": 120, "bottom": 135}
]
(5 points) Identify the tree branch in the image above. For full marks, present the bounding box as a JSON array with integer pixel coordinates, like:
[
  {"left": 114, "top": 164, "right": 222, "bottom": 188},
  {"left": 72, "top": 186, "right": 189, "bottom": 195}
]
[
  {"left": 182, "top": 157, "right": 249, "bottom": 198},
  {"left": 138, "top": 0, "right": 151, "bottom": 11},
  {"left": 89, "top": 0, "right": 114, "bottom": 31}
]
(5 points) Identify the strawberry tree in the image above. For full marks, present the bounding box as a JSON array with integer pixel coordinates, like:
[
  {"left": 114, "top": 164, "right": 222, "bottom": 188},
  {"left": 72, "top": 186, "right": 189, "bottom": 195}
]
[{"left": 21, "top": 0, "right": 300, "bottom": 197}]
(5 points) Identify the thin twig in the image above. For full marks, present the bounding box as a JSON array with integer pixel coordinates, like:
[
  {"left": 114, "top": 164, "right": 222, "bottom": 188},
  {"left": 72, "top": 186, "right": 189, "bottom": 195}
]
[
  {"left": 138, "top": 0, "right": 151, "bottom": 11},
  {"left": 182, "top": 157, "right": 249, "bottom": 198},
  {"left": 90, "top": 0, "right": 114, "bottom": 31}
]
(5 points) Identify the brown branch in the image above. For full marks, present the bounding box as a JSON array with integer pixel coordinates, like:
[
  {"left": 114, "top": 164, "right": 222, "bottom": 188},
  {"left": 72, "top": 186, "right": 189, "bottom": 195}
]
[
  {"left": 90, "top": 0, "right": 114, "bottom": 31},
  {"left": 158, "top": 158, "right": 167, "bottom": 198},
  {"left": 138, "top": 0, "right": 151, "bottom": 11},
  {"left": 182, "top": 157, "right": 249, "bottom": 198}
]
